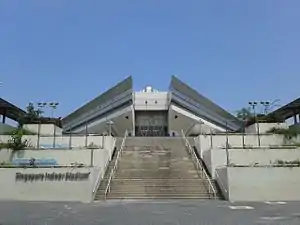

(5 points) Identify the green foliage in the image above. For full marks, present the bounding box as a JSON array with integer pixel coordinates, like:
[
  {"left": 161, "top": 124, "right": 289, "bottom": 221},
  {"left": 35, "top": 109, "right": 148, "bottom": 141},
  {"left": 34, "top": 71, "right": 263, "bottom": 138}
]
[
  {"left": 236, "top": 107, "right": 283, "bottom": 124},
  {"left": 26, "top": 102, "right": 43, "bottom": 119},
  {"left": 0, "top": 142, "right": 9, "bottom": 150},
  {"left": 18, "top": 102, "right": 43, "bottom": 127},
  {"left": 3, "top": 128, "right": 36, "bottom": 135},
  {"left": 236, "top": 107, "right": 253, "bottom": 120},
  {"left": 267, "top": 127, "right": 300, "bottom": 140},
  {"left": 0, "top": 162, "right": 14, "bottom": 167},
  {"left": 246, "top": 114, "right": 284, "bottom": 124},
  {"left": 6, "top": 128, "right": 29, "bottom": 151}
]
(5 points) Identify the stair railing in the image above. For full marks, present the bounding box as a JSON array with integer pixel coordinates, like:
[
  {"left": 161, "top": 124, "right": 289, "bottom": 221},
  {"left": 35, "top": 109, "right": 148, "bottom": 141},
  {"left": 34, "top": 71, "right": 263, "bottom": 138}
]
[
  {"left": 104, "top": 130, "right": 128, "bottom": 200},
  {"left": 215, "top": 168, "right": 228, "bottom": 195},
  {"left": 91, "top": 136, "right": 117, "bottom": 201},
  {"left": 181, "top": 130, "right": 217, "bottom": 199}
]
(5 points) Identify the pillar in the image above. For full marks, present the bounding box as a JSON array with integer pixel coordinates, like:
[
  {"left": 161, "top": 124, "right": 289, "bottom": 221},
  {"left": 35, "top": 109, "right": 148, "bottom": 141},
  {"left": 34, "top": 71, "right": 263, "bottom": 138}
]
[
  {"left": 2, "top": 114, "right": 5, "bottom": 124},
  {"left": 294, "top": 114, "right": 298, "bottom": 124}
]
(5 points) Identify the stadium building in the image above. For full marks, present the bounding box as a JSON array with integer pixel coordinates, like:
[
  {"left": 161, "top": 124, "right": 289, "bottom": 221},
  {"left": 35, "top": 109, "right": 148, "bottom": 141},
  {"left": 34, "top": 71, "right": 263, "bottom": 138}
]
[{"left": 62, "top": 76, "right": 242, "bottom": 137}]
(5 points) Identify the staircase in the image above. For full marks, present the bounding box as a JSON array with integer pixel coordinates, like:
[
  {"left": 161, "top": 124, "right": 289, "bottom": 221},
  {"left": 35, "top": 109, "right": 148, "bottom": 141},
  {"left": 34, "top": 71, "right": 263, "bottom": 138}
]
[{"left": 104, "top": 137, "right": 222, "bottom": 200}]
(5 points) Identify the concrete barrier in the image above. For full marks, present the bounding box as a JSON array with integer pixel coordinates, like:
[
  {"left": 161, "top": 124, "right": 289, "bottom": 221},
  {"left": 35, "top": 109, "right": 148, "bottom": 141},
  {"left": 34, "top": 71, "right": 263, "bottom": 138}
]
[
  {"left": 0, "top": 167, "right": 100, "bottom": 202},
  {"left": 203, "top": 147, "right": 300, "bottom": 178},
  {"left": 0, "top": 135, "right": 115, "bottom": 150},
  {"left": 216, "top": 167, "right": 300, "bottom": 201}
]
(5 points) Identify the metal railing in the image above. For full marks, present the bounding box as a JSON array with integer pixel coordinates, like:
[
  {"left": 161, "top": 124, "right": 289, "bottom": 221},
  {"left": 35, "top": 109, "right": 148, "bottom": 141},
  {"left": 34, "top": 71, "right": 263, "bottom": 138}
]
[
  {"left": 215, "top": 168, "right": 228, "bottom": 195},
  {"left": 91, "top": 137, "right": 117, "bottom": 200},
  {"left": 104, "top": 130, "right": 128, "bottom": 200},
  {"left": 181, "top": 130, "right": 217, "bottom": 199}
]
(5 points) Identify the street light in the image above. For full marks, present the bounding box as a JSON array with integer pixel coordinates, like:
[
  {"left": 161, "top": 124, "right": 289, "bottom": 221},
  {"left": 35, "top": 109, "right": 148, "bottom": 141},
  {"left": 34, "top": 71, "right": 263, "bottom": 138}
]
[
  {"left": 260, "top": 101, "right": 271, "bottom": 115},
  {"left": 106, "top": 120, "right": 114, "bottom": 136},
  {"left": 249, "top": 101, "right": 261, "bottom": 147},
  {"left": 37, "top": 102, "right": 60, "bottom": 149},
  {"left": 49, "top": 102, "right": 59, "bottom": 118}
]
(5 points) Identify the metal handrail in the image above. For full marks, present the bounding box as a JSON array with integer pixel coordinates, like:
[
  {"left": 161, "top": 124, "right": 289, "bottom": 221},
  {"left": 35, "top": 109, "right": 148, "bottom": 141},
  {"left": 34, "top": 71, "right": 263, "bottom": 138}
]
[
  {"left": 104, "top": 130, "right": 128, "bottom": 200},
  {"left": 181, "top": 130, "right": 217, "bottom": 199},
  {"left": 215, "top": 168, "right": 228, "bottom": 194},
  {"left": 91, "top": 136, "right": 117, "bottom": 200}
]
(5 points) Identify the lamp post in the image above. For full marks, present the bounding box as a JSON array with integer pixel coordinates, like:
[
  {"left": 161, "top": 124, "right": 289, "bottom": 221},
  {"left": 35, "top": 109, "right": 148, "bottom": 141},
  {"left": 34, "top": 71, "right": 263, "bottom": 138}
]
[
  {"left": 37, "top": 102, "right": 59, "bottom": 149},
  {"left": 249, "top": 101, "right": 260, "bottom": 147},
  {"left": 106, "top": 120, "right": 114, "bottom": 136},
  {"left": 49, "top": 102, "right": 59, "bottom": 148},
  {"left": 49, "top": 102, "right": 59, "bottom": 118},
  {"left": 260, "top": 101, "right": 271, "bottom": 115},
  {"left": 37, "top": 102, "right": 47, "bottom": 149},
  {"left": 225, "top": 120, "right": 230, "bottom": 166}
]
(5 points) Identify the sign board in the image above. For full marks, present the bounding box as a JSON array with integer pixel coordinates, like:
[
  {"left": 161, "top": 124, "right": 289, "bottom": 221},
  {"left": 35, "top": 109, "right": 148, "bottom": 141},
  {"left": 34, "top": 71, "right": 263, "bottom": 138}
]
[{"left": 15, "top": 172, "right": 90, "bottom": 182}]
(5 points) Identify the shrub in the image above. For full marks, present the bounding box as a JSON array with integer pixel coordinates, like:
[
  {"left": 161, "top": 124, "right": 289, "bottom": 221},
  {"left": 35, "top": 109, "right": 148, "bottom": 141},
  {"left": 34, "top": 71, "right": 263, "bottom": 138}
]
[
  {"left": 6, "top": 128, "right": 30, "bottom": 151},
  {"left": 0, "top": 142, "right": 9, "bottom": 150},
  {"left": 267, "top": 127, "right": 300, "bottom": 140}
]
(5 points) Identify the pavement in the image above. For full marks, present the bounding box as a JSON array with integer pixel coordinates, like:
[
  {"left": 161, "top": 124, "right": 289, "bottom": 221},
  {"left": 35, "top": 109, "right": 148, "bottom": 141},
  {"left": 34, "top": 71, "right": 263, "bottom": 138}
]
[{"left": 0, "top": 200, "right": 300, "bottom": 225}]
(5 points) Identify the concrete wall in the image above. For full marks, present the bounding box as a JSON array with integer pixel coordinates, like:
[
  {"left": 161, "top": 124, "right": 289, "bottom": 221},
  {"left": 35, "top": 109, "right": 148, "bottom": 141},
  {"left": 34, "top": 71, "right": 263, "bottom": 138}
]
[
  {"left": 290, "top": 123, "right": 300, "bottom": 132},
  {"left": 68, "top": 105, "right": 133, "bottom": 136},
  {"left": 0, "top": 123, "right": 16, "bottom": 134},
  {"left": 0, "top": 135, "right": 115, "bottom": 150},
  {"left": 0, "top": 149, "right": 12, "bottom": 163},
  {"left": 203, "top": 147, "right": 300, "bottom": 178},
  {"left": 23, "top": 124, "right": 63, "bottom": 135},
  {"left": 11, "top": 148, "right": 110, "bottom": 166},
  {"left": 0, "top": 148, "right": 112, "bottom": 183},
  {"left": 215, "top": 167, "right": 229, "bottom": 200},
  {"left": 245, "top": 123, "right": 289, "bottom": 134},
  {"left": 0, "top": 167, "right": 100, "bottom": 202},
  {"left": 134, "top": 92, "right": 169, "bottom": 110},
  {"left": 168, "top": 104, "right": 225, "bottom": 137},
  {"left": 216, "top": 167, "right": 300, "bottom": 201},
  {"left": 194, "top": 134, "right": 296, "bottom": 156}
]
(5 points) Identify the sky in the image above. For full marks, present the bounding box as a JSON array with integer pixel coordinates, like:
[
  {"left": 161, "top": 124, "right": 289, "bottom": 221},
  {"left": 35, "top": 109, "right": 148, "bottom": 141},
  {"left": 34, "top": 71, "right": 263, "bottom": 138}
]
[{"left": 0, "top": 0, "right": 299, "bottom": 118}]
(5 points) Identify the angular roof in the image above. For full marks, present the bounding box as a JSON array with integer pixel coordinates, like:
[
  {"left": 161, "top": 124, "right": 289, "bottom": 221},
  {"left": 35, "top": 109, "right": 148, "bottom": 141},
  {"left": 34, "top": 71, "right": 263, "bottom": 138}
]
[
  {"left": 169, "top": 76, "right": 242, "bottom": 130},
  {"left": 0, "top": 98, "right": 27, "bottom": 122},
  {"left": 268, "top": 97, "right": 300, "bottom": 120},
  {"left": 62, "top": 76, "right": 133, "bottom": 125}
]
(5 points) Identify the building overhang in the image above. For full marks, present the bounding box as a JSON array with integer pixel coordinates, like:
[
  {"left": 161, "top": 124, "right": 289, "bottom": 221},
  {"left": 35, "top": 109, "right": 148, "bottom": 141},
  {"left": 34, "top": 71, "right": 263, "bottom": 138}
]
[
  {"left": 169, "top": 76, "right": 242, "bottom": 131},
  {"left": 268, "top": 98, "right": 300, "bottom": 120},
  {"left": 62, "top": 76, "right": 133, "bottom": 132},
  {"left": 0, "top": 98, "right": 27, "bottom": 122}
]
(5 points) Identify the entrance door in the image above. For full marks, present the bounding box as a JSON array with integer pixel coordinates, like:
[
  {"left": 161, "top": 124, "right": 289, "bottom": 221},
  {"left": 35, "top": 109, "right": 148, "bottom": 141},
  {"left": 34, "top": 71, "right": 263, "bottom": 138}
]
[{"left": 135, "top": 111, "right": 168, "bottom": 137}]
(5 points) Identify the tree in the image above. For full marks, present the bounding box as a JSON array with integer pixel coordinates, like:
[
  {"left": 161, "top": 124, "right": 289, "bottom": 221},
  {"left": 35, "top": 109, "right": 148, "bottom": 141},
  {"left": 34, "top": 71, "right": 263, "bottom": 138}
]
[
  {"left": 7, "top": 128, "right": 29, "bottom": 150},
  {"left": 236, "top": 107, "right": 253, "bottom": 121},
  {"left": 26, "top": 102, "right": 43, "bottom": 119},
  {"left": 18, "top": 103, "right": 43, "bottom": 127}
]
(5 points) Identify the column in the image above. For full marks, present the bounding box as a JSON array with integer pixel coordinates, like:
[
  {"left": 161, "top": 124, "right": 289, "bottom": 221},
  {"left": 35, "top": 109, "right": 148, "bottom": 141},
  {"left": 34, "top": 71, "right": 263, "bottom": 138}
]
[
  {"left": 2, "top": 114, "right": 5, "bottom": 124},
  {"left": 294, "top": 114, "right": 298, "bottom": 124}
]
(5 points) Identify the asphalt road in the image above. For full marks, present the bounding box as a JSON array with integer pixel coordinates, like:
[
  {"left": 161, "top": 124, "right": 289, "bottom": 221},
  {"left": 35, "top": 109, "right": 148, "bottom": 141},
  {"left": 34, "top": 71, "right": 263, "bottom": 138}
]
[{"left": 0, "top": 200, "right": 300, "bottom": 225}]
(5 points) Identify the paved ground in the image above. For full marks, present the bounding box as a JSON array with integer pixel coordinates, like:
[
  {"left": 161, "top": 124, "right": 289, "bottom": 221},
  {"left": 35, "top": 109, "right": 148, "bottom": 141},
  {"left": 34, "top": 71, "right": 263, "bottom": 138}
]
[{"left": 0, "top": 200, "right": 300, "bottom": 225}]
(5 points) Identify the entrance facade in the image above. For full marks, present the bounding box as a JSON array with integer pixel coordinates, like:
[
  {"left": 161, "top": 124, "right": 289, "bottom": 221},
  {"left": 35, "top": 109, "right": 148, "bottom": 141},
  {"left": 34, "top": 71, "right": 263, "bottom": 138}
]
[{"left": 135, "top": 111, "right": 168, "bottom": 136}]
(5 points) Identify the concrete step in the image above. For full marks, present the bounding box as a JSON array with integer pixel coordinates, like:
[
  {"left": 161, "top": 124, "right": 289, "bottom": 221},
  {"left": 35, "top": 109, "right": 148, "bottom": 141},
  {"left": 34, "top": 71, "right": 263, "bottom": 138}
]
[
  {"left": 121, "top": 151, "right": 189, "bottom": 157},
  {"left": 120, "top": 155, "right": 191, "bottom": 163},
  {"left": 106, "top": 193, "right": 215, "bottom": 199},
  {"left": 114, "top": 170, "right": 200, "bottom": 179},
  {"left": 117, "top": 165, "right": 196, "bottom": 171},
  {"left": 109, "top": 185, "right": 210, "bottom": 193},
  {"left": 94, "top": 137, "right": 222, "bottom": 201},
  {"left": 111, "top": 178, "right": 210, "bottom": 183}
]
